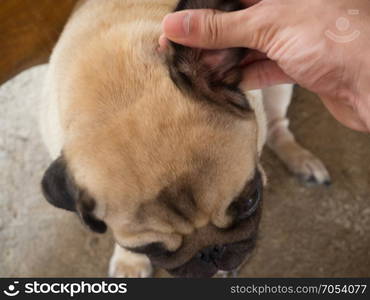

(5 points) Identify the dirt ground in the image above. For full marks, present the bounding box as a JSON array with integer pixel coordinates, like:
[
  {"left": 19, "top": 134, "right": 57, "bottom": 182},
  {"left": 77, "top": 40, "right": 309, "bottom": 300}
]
[{"left": 0, "top": 66, "right": 369, "bottom": 277}]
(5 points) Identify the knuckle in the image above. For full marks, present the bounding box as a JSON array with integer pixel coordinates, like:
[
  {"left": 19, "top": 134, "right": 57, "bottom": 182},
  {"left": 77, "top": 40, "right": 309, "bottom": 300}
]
[{"left": 202, "top": 10, "right": 222, "bottom": 45}]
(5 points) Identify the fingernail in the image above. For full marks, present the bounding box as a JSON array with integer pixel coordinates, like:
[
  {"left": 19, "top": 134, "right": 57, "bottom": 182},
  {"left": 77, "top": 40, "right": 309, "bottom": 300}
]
[{"left": 163, "top": 12, "right": 191, "bottom": 38}]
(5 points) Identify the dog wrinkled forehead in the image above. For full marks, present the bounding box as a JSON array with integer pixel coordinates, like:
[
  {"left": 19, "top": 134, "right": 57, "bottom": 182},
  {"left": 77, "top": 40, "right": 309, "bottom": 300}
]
[{"left": 53, "top": 0, "right": 263, "bottom": 253}]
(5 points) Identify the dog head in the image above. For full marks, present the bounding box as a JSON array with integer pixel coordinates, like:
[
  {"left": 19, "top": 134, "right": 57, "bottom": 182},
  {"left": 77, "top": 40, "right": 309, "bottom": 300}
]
[{"left": 41, "top": 0, "right": 267, "bottom": 277}]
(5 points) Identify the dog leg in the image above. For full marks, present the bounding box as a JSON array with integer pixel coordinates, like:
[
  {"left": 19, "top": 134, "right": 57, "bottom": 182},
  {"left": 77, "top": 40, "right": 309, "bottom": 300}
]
[
  {"left": 109, "top": 244, "right": 153, "bottom": 278},
  {"left": 263, "top": 84, "right": 331, "bottom": 185},
  {"left": 215, "top": 269, "right": 240, "bottom": 278}
]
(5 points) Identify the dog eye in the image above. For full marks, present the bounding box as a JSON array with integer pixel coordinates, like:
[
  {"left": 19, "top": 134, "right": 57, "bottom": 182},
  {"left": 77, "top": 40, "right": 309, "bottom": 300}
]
[
  {"left": 228, "top": 185, "right": 262, "bottom": 221},
  {"left": 238, "top": 187, "right": 261, "bottom": 219}
]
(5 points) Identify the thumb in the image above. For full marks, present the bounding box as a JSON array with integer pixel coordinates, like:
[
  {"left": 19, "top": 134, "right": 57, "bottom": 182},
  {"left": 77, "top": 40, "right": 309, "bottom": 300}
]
[{"left": 162, "top": 5, "right": 268, "bottom": 50}]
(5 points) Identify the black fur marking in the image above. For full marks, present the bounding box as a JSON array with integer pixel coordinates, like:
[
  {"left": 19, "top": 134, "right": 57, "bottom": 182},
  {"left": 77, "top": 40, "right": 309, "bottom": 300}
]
[
  {"left": 157, "top": 183, "right": 197, "bottom": 223},
  {"left": 41, "top": 157, "right": 77, "bottom": 212},
  {"left": 41, "top": 156, "right": 107, "bottom": 234},
  {"left": 78, "top": 198, "right": 108, "bottom": 234},
  {"left": 128, "top": 242, "right": 172, "bottom": 258},
  {"left": 167, "top": 0, "right": 251, "bottom": 117},
  {"left": 175, "top": 0, "right": 244, "bottom": 11}
]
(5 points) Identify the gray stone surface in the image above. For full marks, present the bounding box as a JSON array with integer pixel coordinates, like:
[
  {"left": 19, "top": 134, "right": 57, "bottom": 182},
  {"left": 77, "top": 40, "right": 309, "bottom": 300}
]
[{"left": 0, "top": 66, "right": 369, "bottom": 277}]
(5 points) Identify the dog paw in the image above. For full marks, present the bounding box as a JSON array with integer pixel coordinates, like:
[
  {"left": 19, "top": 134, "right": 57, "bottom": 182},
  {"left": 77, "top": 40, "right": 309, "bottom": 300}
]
[
  {"left": 109, "top": 259, "right": 153, "bottom": 278},
  {"left": 215, "top": 270, "right": 240, "bottom": 278},
  {"left": 109, "top": 245, "right": 153, "bottom": 278},
  {"left": 272, "top": 141, "right": 331, "bottom": 186}
]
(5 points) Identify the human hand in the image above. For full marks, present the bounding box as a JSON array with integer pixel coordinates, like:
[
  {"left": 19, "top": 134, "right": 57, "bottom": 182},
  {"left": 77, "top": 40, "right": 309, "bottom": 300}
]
[{"left": 160, "top": 0, "right": 370, "bottom": 132}]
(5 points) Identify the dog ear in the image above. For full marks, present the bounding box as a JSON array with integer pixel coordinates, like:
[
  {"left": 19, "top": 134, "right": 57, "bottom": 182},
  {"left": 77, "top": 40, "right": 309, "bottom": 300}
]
[
  {"left": 78, "top": 197, "right": 108, "bottom": 234},
  {"left": 41, "top": 157, "right": 77, "bottom": 212},
  {"left": 167, "top": 0, "right": 250, "bottom": 116},
  {"left": 41, "top": 156, "right": 107, "bottom": 234},
  {"left": 174, "top": 0, "right": 244, "bottom": 11}
]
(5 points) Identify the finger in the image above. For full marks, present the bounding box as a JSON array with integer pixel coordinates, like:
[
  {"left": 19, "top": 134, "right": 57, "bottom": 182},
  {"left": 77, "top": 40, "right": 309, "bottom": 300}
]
[
  {"left": 321, "top": 96, "right": 369, "bottom": 132},
  {"left": 158, "top": 34, "right": 169, "bottom": 53},
  {"left": 240, "top": 60, "right": 294, "bottom": 90},
  {"left": 162, "top": 4, "right": 269, "bottom": 50}
]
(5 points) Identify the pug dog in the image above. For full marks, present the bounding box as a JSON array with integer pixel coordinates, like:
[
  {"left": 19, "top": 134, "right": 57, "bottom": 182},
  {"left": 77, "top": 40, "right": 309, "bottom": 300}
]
[{"left": 39, "top": 0, "right": 330, "bottom": 278}]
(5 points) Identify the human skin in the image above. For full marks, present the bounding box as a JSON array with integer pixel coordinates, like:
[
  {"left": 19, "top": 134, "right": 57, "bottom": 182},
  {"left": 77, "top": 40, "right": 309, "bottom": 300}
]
[{"left": 160, "top": 0, "right": 370, "bottom": 132}]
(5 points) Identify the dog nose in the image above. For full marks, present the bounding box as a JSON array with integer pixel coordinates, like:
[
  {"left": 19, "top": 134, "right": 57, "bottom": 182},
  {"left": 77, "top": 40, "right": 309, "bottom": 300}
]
[{"left": 197, "top": 245, "right": 226, "bottom": 263}]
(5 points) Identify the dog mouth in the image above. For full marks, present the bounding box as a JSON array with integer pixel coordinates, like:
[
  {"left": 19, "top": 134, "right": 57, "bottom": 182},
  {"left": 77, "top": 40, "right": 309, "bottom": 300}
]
[{"left": 166, "top": 238, "right": 256, "bottom": 278}]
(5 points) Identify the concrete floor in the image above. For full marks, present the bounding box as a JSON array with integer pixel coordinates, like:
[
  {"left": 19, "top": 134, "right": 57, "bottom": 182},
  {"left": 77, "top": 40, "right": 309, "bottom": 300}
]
[{"left": 0, "top": 66, "right": 369, "bottom": 278}]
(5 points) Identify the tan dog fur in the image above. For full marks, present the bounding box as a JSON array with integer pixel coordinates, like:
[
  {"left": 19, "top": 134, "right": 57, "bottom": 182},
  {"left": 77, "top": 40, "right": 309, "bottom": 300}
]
[{"left": 40, "top": 0, "right": 329, "bottom": 277}]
